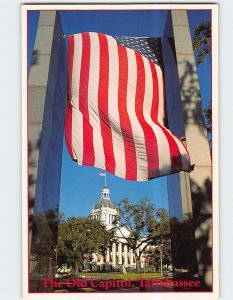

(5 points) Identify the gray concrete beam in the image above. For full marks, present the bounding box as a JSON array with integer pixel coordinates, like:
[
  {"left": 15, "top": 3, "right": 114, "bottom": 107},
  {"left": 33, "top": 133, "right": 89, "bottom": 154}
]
[{"left": 172, "top": 10, "right": 212, "bottom": 288}]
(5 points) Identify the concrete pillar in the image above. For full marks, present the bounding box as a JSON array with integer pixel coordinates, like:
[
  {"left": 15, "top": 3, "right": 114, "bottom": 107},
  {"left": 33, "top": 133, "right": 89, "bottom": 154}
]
[
  {"left": 28, "top": 11, "right": 67, "bottom": 290},
  {"left": 172, "top": 10, "right": 212, "bottom": 288},
  {"left": 124, "top": 244, "right": 128, "bottom": 267},
  {"left": 28, "top": 11, "right": 56, "bottom": 253}
]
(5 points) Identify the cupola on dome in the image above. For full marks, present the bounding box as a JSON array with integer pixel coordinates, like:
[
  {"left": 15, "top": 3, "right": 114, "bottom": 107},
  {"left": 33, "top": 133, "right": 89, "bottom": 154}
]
[{"left": 94, "top": 199, "right": 116, "bottom": 209}]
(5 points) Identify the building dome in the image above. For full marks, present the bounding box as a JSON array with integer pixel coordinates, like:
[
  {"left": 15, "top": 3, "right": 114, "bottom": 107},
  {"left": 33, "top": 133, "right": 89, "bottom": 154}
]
[
  {"left": 94, "top": 186, "right": 116, "bottom": 209},
  {"left": 94, "top": 199, "right": 116, "bottom": 209},
  {"left": 90, "top": 185, "right": 118, "bottom": 227}
]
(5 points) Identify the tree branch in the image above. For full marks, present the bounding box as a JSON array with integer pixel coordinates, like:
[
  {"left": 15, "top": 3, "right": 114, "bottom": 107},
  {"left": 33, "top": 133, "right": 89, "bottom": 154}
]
[{"left": 138, "top": 242, "right": 152, "bottom": 258}]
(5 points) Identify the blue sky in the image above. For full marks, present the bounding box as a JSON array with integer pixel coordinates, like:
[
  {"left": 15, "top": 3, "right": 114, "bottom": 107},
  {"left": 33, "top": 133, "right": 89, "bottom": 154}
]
[
  {"left": 188, "top": 10, "right": 211, "bottom": 109},
  {"left": 27, "top": 11, "right": 39, "bottom": 75},
  {"left": 28, "top": 9, "right": 211, "bottom": 219}
]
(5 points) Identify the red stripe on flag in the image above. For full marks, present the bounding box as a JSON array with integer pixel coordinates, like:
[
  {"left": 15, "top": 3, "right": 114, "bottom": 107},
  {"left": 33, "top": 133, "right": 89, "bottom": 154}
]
[
  {"left": 67, "top": 35, "right": 74, "bottom": 105},
  {"left": 118, "top": 46, "right": 137, "bottom": 180},
  {"left": 65, "top": 106, "right": 74, "bottom": 160},
  {"left": 98, "top": 33, "right": 116, "bottom": 174},
  {"left": 79, "top": 33, "right": 95, "bottom": 166},
  {"left": 149, "top": 62, "right": 183, "bottom": 173},
  {"left": 173, "top": 131, "right": 191, "bottom": 161},
  {"left": 135, "top": 52, "right": 160, "bottom": 179},
  {"left": 65, "top": 35, "right": 74, "bottom": 159},
  {"left": 162, "top": 128, "right": 183, "bottom": 173},
  {"left": 162, "top": 74, "right": 166, "bottom": 123},
  {"left": 149, "top": 61, "right": 159, "bottom": 123}
]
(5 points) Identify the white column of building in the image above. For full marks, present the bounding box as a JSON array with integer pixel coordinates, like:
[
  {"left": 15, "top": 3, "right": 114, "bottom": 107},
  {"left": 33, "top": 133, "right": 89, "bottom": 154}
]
[
  {"left": 100, "top": 255, "right": 104, "bottom": 263},
  {"left": 124, "top": 244, "right": 128, "bottom": 266},
  {"left": 106, "top": 248, "right": 110, "bottom": 263},
  {"left": 112, "top": 242, "right": 116, "bottom": 266},
  {"left": 105, "top": 248, "right": 110, "bottom": 271},
  {"left": 118, "top": 242, "right": 122, "bottom": 265},
  {"left": 141, "top": 254, "right": 145, "bottom": 268},
  {"left": 100, "top": 212, "right": 104, "bottom": 222},
  {"left": 130, "top": 249, "right": 134, "bottom": 266}
]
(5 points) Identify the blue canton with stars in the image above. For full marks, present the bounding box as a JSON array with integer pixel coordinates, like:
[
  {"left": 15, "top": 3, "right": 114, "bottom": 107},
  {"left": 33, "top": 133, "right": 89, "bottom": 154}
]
[{"left": 114, "top": 36, "right": 162, "bottom": 67}]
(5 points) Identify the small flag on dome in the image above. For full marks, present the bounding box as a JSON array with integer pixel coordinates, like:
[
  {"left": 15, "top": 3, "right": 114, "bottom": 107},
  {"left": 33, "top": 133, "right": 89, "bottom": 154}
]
[{"left": 99, "top": 172, "right": 106, "bottom": 176}]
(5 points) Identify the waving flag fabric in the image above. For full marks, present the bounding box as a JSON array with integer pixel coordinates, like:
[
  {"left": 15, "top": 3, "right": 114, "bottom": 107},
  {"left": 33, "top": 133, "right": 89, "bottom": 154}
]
[{"left": 65, "top": 32, "right": 191, "bottom": 181}]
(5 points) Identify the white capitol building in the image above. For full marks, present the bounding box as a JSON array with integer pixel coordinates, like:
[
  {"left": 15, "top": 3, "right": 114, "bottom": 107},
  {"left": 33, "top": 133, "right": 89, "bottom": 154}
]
[{"left": 87, "top": 185, "right": 149, "bottom": 271}]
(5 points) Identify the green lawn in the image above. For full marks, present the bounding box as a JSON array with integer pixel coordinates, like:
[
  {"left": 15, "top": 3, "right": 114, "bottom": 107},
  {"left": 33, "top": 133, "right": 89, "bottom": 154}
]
[{"left": 77, "top": 272, "right": 163, "bottom": 280}]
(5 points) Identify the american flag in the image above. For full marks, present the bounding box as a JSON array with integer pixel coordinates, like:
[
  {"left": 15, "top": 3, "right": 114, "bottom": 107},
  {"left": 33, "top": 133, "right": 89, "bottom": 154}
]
[{"left": 65, "top": 32, "right": 190, "bottom": 181}]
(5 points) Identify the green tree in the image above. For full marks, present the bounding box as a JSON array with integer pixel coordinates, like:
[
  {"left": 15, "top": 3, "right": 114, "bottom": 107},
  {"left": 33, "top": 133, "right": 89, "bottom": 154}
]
[
  {"left": 31, "top": 208, "right": 58, "bottom": 258},
  {"left": 192, "top": 21, "right": 211, "bottom": 65},
  {"left": 192, "top": 20, "right": 212, "bottom": 148},
  {"left": 203, "top": 102, "right": 212, "bottom": 149},
  {"left": 113, "top": 198, "right": 170, "bottom": 273},
  {"left": 170, "top": 215, "right": 197, "bottom": 272},
  {"left": 144, "top": 244, "right": 172, "bottom": 271},
  {"left": 58, "top": 217, "right": 113, "bottom": 271}
]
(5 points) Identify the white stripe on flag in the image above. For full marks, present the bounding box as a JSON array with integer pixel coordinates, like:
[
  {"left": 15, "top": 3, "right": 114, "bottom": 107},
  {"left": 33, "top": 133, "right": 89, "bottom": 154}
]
[
  {"left": 142, "top": 56, "right": 171, "bottom": 176},
  {"left": 107, "top": 35, "right": 126, "bottom": 179},
  {"left": 72, "top": 34, "right": 83, "bottom": 164},
  {"left": 88, "top": 33, "right": 105, "bottom": 168},
  {"left": 126, "top": 48, "right": 148, "bottom": 181},
  {"left": 155, "top": 64, "right": 165, "bottom": 125}
]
